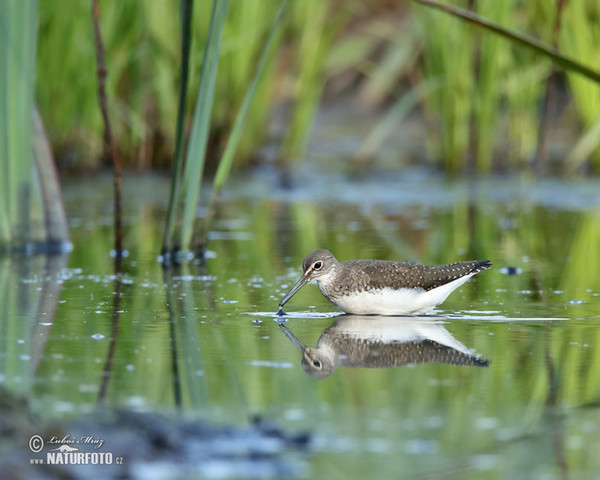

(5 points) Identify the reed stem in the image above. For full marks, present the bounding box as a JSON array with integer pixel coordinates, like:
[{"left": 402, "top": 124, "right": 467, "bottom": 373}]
[{"left": 91, "top": 0, "right": 123, "bottom": 268}]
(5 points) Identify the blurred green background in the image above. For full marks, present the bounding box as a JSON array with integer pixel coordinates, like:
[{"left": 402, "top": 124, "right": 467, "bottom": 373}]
[{"left": 33, "top": 0, "right": 600, "bottom": 173}]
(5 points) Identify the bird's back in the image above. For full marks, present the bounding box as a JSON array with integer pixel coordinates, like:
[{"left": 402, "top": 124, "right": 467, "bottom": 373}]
[{"left": 341, "top": 259, "right": 491, "bottom": 292}]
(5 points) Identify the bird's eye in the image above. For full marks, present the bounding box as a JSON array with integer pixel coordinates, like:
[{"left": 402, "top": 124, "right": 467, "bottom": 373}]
[
  {"left": 313, "top": 261, "right": 323, "bottom": 270},
  {"left": 313, "top": 360, "right": 322, "bottom": 368}
]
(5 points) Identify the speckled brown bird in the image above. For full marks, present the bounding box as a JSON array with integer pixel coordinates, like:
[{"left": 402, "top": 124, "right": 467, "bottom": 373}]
[{"left": 279, "top": 249, "right": 491, "bottom": 315}]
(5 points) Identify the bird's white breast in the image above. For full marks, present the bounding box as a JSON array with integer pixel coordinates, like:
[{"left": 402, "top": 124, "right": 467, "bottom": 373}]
[{"left": 323, "top": 273, "right": 476, "bottom": 315}]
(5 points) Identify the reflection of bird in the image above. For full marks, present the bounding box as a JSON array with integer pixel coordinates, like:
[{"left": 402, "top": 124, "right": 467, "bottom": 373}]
[
  {"left": 279, "top": 250, "right": 491, "bottom": 315},
  {"left": 280, "top": 316, "right": 489, "bottom": 379},
  {"left": 53, "top": 444, "right": 79, "bottom": 452}
]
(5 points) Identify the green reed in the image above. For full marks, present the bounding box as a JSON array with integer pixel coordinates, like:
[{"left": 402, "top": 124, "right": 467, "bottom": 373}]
[
  {"left": 278, "top": 0, "right": 344, "bottom": 165},
  {"left": 560, "top": 0, "right": 600, "bottom": 172},
  {"left": 162, "top": 0, "right": 287, "bottom": 260},
  {"left": 417, "top": 0, "right": 474, "bottom": 173},
  {"left": 179, "top": 0, "right": 228, "bottom": 256},
  {"left": 35, "top": 0, "right": 329, "bottom": 172},
  {"left": 162, "top": 0, "right": 194, "bottom": 256},
  {"left": 203, "top": 0, "right": 288, "bottom": 238},
  {"left": 412, "top": 0, "right": 600, "bottom": 173},
  {"left": 29, "top": 0, "right": 600, "bottom": 177},
  {"left": 0, "top": 1, "right": 70, "bottom": 252},
  {"left": 0, "top": 0, "right": 39, "bottom": 249},
  {"left": 471, "top": 0, "right": 514, "bottom": 172}
]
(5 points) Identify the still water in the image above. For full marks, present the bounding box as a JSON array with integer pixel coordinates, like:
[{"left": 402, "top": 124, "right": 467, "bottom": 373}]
[{"left": 2, "top": 172, "right": 600, "bottom": 478}]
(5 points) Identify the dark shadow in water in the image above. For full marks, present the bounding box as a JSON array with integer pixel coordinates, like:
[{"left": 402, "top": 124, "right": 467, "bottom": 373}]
[
  {"left": 31, "top": 254, "right": 70, "bottom": 373},
  {"left": 544, "top": 326, "right": 569, "bottom": 480},
  {"left": 280, "top": 315, "right": 489, "bottom": 379},
  {"left": 97, "top": 259, "right": 122, "bottom": 405},
  {"left": 162, "top": 263, "right": 209, "bottom": 411},
  {"left": 164, "top": 269, "right": 182, "bottom": 409}
]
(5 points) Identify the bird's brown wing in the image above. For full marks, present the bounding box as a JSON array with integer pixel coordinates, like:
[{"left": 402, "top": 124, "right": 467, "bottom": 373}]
[{"left": 344, "top": 259, "right": 491, "bottom": 292}]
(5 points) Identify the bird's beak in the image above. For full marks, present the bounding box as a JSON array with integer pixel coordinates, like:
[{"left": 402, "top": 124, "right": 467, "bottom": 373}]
[
  {"left": 279, "top": 274, "right": 309, "bottom": 308},
  {"left": 279, "top": 324, "right": 307, "bottom": 352}
]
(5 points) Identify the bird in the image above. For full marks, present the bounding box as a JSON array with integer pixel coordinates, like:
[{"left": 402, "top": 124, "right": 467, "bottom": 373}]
[{"left": 278, "top": 249, "right": 491, "bottom": 315}]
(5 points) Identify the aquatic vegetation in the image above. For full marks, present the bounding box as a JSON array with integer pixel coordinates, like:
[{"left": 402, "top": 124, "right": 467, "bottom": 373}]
[
  {"left": 561, "top": 0, "right": 600, "bottom": 171},
  {"left": 412, "top": 0, "right": 600, "bottom": 172},
  {"left": 162, "top": 0, "right": 288, "bottom": 260},
  {"left": 0, "top": 1, "right": 37, "bottom": 248},
  {"left": 0, "top": 0, "right": 69, "bottom": 251},
  {"left": 20, "top": 0, "right": 600, "bottom": 178},
  {"left": 35, "top": 0, "right": 327, "bottom": 171},
  {"left": 163, "top": 0, "right": 228, "bottom": 261},
  {"left": 91, "top": 0, "right": 123, "bottom": 262}
]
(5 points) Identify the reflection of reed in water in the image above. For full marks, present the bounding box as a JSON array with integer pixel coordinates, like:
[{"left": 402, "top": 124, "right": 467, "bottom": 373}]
[{"left": 280, "top": 315, "right": 489, "bottom": 379}]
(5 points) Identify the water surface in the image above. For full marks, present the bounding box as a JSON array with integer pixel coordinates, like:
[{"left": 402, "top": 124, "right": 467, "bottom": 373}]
[{"left": 2, "top": 172, "right": 600, "bottom": 478}]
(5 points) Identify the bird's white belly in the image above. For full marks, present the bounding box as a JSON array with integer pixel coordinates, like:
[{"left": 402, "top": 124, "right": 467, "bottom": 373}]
[{"left": 325, "top": 274, "right": 475, "bottom": 315}]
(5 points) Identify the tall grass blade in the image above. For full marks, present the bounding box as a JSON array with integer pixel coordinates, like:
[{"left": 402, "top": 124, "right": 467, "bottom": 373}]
[
  {"left": 180, "top": 0, "right": 228, "bottom": 254},
  {"left": 533, "top": 0, "right": 566, "bottom": 174},
  {"left": 412, "top": 0, "right": 600, "bottom": 84},
  {"left": 32, "top": 107, "right": 70, "bottom": 249},
  {"left": 566, "top": 119, "right": 600, "bottom": 174},
  {"left": 472, "top": 0, "right": 514, "bottom": 173},
  {"left": 417, "top": 1, "right": 473, "bottom": 172},
  {"left": 355, "top": 80, "right": 442, "bottom": 164},
  {"left": 162, "top": 0, "right": 194, "bottom": 256},
  {"left": 0, "top": 4, "right": 12, "bottom": 244},
  {"left": 279, "top": 0, "right": 346, "bottom": 169},
  {"left": 201, "top": 0, "right": 288, "bottom": 246},
  {"left": 0, "top": 0, "right": 38, "bottom": 249},
  {"left": 559, "top": 0, "right": 600, "bottom": 171}
]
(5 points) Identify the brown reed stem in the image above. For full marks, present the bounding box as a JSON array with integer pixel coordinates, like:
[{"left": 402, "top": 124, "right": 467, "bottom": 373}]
[{"left": 91, "top": 0, "right": 123, "bottom": 271}]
